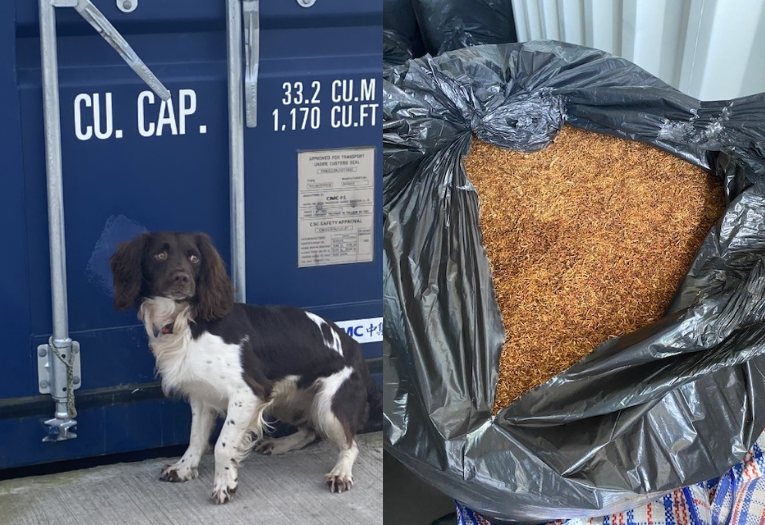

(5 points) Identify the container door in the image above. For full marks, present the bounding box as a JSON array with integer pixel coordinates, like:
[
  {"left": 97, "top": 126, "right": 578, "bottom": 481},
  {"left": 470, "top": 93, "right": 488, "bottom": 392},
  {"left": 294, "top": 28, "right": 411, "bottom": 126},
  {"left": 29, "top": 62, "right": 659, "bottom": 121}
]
[{"left": 0, "top": 0, "right": 381, "bottom": 470}]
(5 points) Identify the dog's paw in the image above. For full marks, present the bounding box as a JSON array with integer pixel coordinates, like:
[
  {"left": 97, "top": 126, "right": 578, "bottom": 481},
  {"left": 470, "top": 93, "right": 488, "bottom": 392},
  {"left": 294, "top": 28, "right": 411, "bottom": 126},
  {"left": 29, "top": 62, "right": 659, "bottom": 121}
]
[
  {"left": 211, "top": 467, "right": 239, "bottom": 504},
  {"left": 255, "top": 438, "right": 275, "bottom": 455},
  {"left": 159, "top": 463, "right": 198, "bottom": 482},
  {"left": 326, "top": 472, "right": 353, "bottom": 493},
  {"left": 211, "top": 481, "right": 238, "bottom": 504},
  {"left": 255, "top": 437, "right": 294, "bottom": 456}
]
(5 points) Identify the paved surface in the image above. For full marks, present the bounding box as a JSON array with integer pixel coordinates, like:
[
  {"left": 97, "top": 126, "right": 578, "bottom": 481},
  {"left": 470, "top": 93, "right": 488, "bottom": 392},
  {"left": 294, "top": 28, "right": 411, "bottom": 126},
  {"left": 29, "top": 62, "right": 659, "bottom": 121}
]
[{"left": 0, "top": 433, "right": 382, "bottom": 525}]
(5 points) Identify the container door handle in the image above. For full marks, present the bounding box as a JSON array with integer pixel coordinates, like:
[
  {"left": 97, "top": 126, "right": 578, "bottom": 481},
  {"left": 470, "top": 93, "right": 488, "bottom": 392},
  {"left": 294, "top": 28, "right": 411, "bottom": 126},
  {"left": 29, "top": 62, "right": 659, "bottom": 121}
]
[
  {"left": 52, "top": 0, "right": 171, "bottom": 101},
  {"left": 243, "top": 0, "right": 259, "bottom": 128}
]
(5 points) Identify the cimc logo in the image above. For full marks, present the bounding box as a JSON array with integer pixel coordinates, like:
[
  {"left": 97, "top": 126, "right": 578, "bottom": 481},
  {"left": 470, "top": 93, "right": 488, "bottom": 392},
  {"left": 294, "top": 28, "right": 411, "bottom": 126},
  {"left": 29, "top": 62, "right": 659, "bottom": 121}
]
[{"left": 334, "top": 318, "right": 383, "bottom": 344}]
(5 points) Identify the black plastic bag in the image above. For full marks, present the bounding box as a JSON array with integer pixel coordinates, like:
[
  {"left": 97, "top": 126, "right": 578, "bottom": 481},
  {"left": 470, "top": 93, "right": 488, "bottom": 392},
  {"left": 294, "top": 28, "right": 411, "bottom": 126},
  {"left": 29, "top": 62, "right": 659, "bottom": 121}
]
[
  {"left": 383, "top": 41, "right": 765, "bottom": 523},
  {"left": 412, "top": 0, "right": 517, "bottom": 55},
  {"left": 384, "top": 0, "right": 425, "bottom": 57},
  {"left": 384, "top": 29, "right": 413, "bottom": 73}
]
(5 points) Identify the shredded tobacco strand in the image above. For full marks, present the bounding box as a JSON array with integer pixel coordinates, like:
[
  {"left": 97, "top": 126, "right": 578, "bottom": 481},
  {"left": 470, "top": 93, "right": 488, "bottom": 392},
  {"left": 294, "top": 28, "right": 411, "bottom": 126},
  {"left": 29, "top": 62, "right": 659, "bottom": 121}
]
[{"left": 463, "top": 126, "right": 726, "bottom": 413}]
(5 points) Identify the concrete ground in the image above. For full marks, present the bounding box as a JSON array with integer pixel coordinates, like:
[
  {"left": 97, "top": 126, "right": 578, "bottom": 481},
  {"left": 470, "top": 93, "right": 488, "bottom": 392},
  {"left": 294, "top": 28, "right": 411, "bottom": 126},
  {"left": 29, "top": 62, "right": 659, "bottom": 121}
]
[{"left": 0, "top": 432, "right": 382, "bottom": 525}]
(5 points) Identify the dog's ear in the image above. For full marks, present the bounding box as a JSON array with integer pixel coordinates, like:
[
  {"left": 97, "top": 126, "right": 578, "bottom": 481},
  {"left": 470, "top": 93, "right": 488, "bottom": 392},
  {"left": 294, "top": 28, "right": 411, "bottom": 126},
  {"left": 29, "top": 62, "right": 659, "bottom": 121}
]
[
  {"left": 110, "top": 234, "right": 148, "bottom": 310},
  {"left": 195, "top": 233, "right": 234, "bottom": 320}
]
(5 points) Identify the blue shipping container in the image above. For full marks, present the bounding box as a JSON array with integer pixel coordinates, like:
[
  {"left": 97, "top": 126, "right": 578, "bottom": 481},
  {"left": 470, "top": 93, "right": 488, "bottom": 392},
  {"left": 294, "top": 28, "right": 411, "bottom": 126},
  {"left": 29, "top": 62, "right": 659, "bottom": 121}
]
[{"left": 0, "top": 0, "right": 381, "bottom": 469}]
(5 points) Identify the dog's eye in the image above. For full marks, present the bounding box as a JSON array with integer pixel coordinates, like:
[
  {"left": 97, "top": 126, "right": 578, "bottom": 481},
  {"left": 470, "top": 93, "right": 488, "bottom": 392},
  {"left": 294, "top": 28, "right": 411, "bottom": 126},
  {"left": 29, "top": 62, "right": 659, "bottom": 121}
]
[
  {"left": 189, "top": 254, "right": 200, "bottom": 264},
  {"left": 154, "top": 252, "right": 167, "bottom": 261}
]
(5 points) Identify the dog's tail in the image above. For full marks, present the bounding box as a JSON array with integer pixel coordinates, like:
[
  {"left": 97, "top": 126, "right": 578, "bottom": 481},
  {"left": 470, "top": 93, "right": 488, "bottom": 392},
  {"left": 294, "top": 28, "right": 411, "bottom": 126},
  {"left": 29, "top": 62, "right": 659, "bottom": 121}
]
[{"left": 363, "top": 373, "right": 383, "bottom": 433}]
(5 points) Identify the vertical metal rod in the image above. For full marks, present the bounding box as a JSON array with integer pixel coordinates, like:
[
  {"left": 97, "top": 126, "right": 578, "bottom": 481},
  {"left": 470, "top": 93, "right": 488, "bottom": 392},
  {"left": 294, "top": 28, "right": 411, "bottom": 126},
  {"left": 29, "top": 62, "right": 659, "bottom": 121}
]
[
  {"left": 39, "top": 0, "right": 73, "bottom": 421},
  {"left": 226, "top": 0, "right": 246, "bottom": 303}
]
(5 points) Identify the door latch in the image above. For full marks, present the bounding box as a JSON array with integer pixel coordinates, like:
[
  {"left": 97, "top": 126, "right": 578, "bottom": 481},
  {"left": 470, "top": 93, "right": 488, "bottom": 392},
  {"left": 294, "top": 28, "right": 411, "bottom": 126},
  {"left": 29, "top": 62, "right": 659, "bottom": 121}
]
[
  {"left": 38, "top": 342, "right": 81, "bottom": 395},
  {"left": 51, "top": 0, "right": 169, "bottom": 101},
  {"left": 38, "top": 340, "right": 82, "bottom": 442}
]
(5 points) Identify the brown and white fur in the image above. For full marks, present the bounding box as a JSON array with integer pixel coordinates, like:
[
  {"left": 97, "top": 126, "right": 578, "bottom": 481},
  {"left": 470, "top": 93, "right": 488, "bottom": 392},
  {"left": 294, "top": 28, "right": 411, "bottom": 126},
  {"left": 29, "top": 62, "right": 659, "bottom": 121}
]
[{"left": 110, "top": 232, "right": 382, "bottom": 504}]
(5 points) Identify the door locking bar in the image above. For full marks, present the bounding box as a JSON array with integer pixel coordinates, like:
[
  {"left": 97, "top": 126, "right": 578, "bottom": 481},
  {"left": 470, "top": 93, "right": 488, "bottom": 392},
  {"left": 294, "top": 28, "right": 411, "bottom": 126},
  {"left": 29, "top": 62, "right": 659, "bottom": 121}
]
[
  {"left": 226, "top": 0, "right": 315, "bottom": 304},
  {"left": 51, "top": 0, "right": 170, "bottom": 101},
  {"left": 38, "top": 0, "right": 171, "bottom": 443},
  {"left": 226, "top": 0, "right": 247, "bottom": 302}
]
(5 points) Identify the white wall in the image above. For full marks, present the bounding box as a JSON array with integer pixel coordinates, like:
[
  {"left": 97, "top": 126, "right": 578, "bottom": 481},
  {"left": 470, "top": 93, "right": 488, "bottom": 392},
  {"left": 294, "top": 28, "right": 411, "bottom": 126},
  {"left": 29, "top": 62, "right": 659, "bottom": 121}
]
[{"left": 511, "top": 0, "right": 765, "bottom": 101}]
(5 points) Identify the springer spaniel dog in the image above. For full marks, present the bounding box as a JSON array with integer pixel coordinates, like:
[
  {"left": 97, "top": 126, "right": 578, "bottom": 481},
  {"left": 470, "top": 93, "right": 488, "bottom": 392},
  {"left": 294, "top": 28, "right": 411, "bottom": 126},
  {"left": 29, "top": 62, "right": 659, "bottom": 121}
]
[{"left": 109, "top": 231, "right": 382, "bottom": 504}]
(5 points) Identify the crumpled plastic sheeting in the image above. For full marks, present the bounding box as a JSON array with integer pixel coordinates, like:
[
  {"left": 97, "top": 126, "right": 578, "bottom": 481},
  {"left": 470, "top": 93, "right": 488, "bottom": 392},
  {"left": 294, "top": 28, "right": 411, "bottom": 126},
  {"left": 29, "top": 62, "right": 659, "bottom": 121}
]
[
  {"left": 384, "top": 0, "right": 424, "bottom": 57},
  {"left": 383, "top": 41, "right": 765, "bottom": 523},
  {"left": 411, "top": 0, "right": 517, "bottom": 56},
  {"left": 384, "top": 29, "right": 413, "bottom": 76}
]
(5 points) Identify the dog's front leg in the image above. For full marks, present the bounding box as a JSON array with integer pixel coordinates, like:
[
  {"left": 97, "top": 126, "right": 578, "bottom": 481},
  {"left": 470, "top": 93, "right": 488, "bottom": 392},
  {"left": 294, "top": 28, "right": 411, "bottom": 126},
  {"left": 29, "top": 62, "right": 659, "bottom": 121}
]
[
  {"left": 211, "top": 389, "right": 266, "bottom": 504},
  {"left": 160, "top": 398, "right": 216, "bottom": 482}
]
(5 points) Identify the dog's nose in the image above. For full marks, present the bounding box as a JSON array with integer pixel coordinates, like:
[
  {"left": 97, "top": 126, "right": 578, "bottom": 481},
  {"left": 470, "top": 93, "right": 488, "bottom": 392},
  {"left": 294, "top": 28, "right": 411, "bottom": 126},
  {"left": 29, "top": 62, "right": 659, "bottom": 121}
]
[{"left": 173, "top": 272, "right": 190, "bottom": 284}]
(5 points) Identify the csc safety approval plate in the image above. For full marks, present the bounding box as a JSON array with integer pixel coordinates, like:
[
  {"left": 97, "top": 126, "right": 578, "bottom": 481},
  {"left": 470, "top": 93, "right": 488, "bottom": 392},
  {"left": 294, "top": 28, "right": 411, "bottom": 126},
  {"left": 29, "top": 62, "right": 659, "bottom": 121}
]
[{"left": 297, "top": 147, "right": 375, "bottom": 268}]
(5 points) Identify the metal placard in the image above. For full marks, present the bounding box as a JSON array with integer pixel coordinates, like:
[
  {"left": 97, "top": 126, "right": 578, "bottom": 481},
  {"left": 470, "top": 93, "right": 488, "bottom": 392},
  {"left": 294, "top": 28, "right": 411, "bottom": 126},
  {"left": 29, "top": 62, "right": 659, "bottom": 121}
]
[{"left": 297, "top": 147, "right": 375, "bottom": 268}]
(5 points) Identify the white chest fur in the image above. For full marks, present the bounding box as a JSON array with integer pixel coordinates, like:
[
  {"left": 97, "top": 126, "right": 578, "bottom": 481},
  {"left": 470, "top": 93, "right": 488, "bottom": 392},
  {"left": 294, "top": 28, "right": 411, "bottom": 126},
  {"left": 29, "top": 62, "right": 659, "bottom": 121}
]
[{"left": 138, "top": 297, "right": 249, "bottom": 410}]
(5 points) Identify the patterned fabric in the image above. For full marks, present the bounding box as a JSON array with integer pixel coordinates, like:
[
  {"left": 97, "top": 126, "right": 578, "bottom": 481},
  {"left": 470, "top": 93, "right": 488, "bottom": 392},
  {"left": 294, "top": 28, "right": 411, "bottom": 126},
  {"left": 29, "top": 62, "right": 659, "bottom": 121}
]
[{"left": 456, "top": 433, "right": 765, "bottom": 525}]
